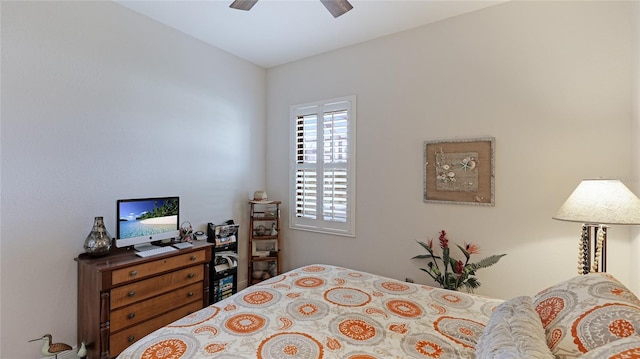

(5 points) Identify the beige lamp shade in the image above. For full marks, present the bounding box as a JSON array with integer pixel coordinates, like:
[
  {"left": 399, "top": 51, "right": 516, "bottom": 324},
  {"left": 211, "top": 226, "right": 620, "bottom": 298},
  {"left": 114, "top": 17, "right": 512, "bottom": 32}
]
[{"left": 553, "top": 179, "right": 640, "bottom": 225}]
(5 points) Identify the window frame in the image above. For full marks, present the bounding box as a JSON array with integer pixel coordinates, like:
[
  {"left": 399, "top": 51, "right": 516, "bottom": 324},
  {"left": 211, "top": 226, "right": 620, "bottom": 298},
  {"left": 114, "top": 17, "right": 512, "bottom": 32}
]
[{"left": 289, "top": 95, "right": 356, "bottom": 237}]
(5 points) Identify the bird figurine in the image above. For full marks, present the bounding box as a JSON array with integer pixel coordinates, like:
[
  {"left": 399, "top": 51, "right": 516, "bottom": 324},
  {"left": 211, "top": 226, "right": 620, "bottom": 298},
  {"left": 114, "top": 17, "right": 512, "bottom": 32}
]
[
  {"left": 76, "top": 341, "right": 87, "bottom": 358},
  {"left": 29, "top": 334, "right": 72, "bottom": 359}
]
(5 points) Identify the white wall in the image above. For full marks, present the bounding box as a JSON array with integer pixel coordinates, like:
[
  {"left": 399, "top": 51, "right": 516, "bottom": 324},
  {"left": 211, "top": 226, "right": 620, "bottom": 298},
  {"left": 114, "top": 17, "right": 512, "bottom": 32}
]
[
  {"left": 267, "top": 1, "right": 635, "bottom": 299},
  {"left": 0, "top": 2, "right": 265, "bottom": 358}
]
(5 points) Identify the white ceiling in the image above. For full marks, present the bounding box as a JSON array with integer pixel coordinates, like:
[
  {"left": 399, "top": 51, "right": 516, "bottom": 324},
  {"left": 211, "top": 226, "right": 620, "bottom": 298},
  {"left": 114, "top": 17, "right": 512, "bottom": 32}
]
[{"left": 115, "top": 0, "right": 504, "bottom": 68}]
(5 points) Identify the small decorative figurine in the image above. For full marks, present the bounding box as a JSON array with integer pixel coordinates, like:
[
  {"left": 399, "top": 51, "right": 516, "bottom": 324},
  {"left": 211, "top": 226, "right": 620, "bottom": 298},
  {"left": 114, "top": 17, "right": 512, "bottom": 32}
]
[
  {"left": 255, "top": 225, "right": 266, "bottom": 236},
  {"left": 180, "top": 221, "right": 193, "bottom": 242},
  {"left": 29, "top": 334, "right": 72, "bottom": 359}
]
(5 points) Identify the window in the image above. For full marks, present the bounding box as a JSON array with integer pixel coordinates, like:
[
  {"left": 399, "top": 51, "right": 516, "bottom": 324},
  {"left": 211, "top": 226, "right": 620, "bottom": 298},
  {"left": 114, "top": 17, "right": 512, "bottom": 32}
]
[{"left": 290, "top": 96, "right": 356, "bottom": 236}]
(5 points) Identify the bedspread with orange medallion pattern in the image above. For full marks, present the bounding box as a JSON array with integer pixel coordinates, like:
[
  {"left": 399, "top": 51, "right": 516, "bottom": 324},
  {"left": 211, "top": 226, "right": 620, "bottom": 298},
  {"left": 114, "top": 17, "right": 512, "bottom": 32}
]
[{"left": 117, "top": 264, "right": 504, "bottom": 359}]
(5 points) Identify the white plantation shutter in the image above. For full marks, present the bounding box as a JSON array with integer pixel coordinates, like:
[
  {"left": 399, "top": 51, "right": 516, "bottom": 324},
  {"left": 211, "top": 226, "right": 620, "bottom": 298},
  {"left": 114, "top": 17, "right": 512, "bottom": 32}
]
[{"left": 290, "top": 96, "right": 356, "bottom": 236}]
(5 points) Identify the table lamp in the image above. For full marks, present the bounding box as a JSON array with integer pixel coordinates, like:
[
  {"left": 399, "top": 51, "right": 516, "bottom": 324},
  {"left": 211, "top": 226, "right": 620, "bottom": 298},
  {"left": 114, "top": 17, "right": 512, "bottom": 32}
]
[{"left": 553, "top": 179, "right": 640, "bottom": 275}]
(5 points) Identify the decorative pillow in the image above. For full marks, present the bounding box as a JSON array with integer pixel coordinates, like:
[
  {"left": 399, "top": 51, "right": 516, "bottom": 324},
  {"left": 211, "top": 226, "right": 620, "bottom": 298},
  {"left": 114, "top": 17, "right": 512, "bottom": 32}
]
[
  {"left": 577, "top": 336, "right": 640, "bottom": 358},
  {"left": 533, "top": 273, "right": 640, "bottom": 357},
  {"left": 475, "top": 295, "right": 555, "bottom": 359}
]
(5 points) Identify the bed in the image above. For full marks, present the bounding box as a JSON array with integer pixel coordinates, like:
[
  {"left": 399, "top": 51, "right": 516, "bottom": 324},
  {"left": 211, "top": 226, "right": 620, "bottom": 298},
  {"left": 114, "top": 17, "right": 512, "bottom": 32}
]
[{"left": 117, "top": 264, "right": 640, "bottom": 359}]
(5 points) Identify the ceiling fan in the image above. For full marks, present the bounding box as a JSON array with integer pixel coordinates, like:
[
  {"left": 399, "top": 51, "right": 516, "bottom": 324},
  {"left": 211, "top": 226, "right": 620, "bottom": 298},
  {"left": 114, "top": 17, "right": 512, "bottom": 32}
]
[{"left": 229, "top": 0, "right": 353, "bottom": 18}]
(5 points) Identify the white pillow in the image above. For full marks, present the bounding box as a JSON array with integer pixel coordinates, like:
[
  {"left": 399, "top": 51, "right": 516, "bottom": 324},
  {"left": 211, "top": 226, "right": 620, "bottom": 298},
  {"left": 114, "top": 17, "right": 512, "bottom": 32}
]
[
  {"left": 476, "top": 296, "right": 554, "bottom": 359},
  {"left": 533, "top": 272, "right": 640, "bottom": 356}
]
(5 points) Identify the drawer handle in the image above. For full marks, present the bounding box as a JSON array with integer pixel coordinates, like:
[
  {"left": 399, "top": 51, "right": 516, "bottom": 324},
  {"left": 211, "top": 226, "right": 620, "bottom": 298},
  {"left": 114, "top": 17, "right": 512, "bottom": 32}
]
[
  {"left": 128, "top": 335, "right": 135, "bottom": 343},
  {"left": 188, "top": 273, "right": 195, "bottom": 278},
  {"left": 128, "top": 313, "right": 136, "bottom": 319},
  {"left": 130, "top": 270, "right": 138, "bottom": 277},
  {"left": 190, "top": 255, "right": 197, "bottom": 261},
  {"left": 128, "top": 291, "right": 136, "bottom": 297},
  {"left": 188, "top": 292, "right": 194, "bottom": 297}
]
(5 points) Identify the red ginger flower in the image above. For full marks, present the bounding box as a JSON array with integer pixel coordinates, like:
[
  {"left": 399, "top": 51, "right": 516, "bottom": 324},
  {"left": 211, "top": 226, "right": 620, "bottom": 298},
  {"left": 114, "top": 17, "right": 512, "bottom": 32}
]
[
  {"left": 439, "top": 230, "right": 448, "bottom": 249},
  {"left": 455, "top": 260, "right": 464, "bottom": 275}
]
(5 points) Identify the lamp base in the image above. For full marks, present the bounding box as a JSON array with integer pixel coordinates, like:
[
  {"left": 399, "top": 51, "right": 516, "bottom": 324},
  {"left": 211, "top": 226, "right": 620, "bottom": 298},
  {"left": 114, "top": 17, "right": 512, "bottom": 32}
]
[{"left": 578, "top": 224, "right": 607, "bottom": 275}]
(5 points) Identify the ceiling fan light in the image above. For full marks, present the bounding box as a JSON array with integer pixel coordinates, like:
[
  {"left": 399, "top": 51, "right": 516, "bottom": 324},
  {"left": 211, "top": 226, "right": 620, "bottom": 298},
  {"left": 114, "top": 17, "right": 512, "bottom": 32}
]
[
  {"left": 230, "top": 0, "right": 258, "bottom": 11},
  {"left": 320, "top": 0, "right": 353, "bottom": 18}
]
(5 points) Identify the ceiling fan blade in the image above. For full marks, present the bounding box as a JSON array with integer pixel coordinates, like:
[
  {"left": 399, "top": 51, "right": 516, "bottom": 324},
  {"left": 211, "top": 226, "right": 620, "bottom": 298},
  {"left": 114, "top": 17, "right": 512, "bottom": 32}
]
[
  {"left": 320, "top": 0, "right": 353, "bottom": 18},
  {"left": 230, "top": 0, "right": 258, "bottom": 11}
]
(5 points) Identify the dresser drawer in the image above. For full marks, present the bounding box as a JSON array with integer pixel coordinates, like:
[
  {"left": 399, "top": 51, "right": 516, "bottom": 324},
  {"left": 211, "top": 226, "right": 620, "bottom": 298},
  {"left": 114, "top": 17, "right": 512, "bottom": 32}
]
[
  {"left": 111, "top": 266, "right": 204, "bottom": 309},
  {"left": 76, "top": 241, "right": 213, "bottom": 359},
  {"left": 110, "top": 300, "right": 203, "bottom": 356},
  {"left": 110, "top": 282, "right": 203, "bottom": 333},
  {"left": 112, "top": 249, "right": 208, "bottom": 285}
]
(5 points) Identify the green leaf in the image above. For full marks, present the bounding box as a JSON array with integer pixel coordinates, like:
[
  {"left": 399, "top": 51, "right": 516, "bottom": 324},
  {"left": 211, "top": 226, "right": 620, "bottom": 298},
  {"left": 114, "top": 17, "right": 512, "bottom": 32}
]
[
  {"left": 416, "top": 241, "right": 434, "bottom": 254},
  {"left": 411, "top": 254, "right": 441, "bottom": 260},
  {"left": 469, "top": 254, "right": 506, "bottom": 270},
  {"left": 431, "top": 266, "right": 442, "bottom": 276},
  {"left": 442, "top": 247, "right": 450, "bottom": 270},
  {"left": 463, "top": 277, "right": 481, "bottom": 292},
  {"left": 456, "top": 244, "right": 471, "bottom": 260},
  {"left": 445, "top": 276, "right": 458, "bottom": 290}
]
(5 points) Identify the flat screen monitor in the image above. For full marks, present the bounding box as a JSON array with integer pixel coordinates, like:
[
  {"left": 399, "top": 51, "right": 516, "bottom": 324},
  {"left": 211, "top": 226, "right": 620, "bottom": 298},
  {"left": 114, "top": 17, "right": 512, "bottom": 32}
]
[{"left": 116, "top": 196, "right": 180, "bottom": 249}]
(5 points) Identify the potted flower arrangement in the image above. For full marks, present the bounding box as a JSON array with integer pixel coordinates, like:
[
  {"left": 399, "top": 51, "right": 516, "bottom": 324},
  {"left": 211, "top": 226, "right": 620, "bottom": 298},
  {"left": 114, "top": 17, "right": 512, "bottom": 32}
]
[{"left": 412, "top": 230, "right": 506, "bottom": 292}]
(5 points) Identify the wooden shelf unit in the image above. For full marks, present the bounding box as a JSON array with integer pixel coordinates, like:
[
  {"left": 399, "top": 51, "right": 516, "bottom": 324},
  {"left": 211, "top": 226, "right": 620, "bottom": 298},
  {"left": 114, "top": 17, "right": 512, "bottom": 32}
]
[{"left": 248, "top": 201, "right": 281, "bottom": 285}]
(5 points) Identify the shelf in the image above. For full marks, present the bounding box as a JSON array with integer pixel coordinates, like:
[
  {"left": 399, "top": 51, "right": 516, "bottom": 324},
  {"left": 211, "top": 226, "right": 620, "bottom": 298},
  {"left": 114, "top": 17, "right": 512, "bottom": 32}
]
[
  {"left": 213, "top": 267, "right": 236, "bottom": 277},
  {"left": 214, "top": 243, "right": 237, "bottom": 251},
  {"left": 248, "top": 201, "right": 281, "bottom": 287},
  {"left": 252, "top": 216, "right": 278, "bottom": 221},
  {"left": 252, "top": 235, "right": 277, "bottom": 240},
  {"left": 251, "top": 256, "right": 278, "bottom": 261}
]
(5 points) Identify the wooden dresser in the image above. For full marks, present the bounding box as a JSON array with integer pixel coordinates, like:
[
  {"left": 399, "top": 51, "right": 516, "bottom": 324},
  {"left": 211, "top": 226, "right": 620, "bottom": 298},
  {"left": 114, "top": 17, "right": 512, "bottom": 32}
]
[{"left": 75, "top": 241, "right": 213, "bottom": 359}]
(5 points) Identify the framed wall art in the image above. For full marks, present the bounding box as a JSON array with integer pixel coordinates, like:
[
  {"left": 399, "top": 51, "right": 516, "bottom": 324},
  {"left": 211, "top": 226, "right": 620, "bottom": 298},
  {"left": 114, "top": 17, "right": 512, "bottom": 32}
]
[{"left": 423, "top": 137, "right": 495, "bottom": 206}]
